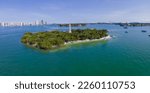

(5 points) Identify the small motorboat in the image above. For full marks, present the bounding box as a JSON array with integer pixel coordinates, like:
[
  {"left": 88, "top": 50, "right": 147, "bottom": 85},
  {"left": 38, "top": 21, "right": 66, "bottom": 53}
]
[
  {"left": 141, "top": 30, "right": 147, "bottom": 32},
  {"left": 124, "top": 26, "right": 128, "bottom": 29},
  {"left": 148, "top": 35, "right": 150, "bottom": 37},
  {"left": 125, "top": 31, "right": 128, "bottom": 33}
]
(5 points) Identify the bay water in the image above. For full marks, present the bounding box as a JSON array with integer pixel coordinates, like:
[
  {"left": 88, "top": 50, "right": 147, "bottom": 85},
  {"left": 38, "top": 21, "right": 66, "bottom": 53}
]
[{"left": 0, "top": 24, "right": 150, "bottom": 76}]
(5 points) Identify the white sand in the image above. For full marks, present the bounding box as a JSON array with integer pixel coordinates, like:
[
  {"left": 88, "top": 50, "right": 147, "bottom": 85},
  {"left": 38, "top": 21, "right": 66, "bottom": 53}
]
[{"left": 64, "top": 35, "right": 111, "bottom": 45}]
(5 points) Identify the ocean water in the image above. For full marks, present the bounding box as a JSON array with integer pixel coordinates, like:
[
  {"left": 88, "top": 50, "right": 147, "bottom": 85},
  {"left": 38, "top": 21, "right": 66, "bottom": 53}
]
[{"left": 0, "top": 24, "right": 150, "bottom": 76}]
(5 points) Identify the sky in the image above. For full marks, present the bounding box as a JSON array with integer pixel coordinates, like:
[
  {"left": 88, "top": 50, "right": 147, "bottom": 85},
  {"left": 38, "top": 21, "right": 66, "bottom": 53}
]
[{"left": 0, "top": 0, "right": 150, "bottom": 23}]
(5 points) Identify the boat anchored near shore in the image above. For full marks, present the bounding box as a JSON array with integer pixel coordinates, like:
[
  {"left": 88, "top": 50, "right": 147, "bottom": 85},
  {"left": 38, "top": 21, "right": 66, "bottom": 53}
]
[{"left": 141, "top": 30, "right": 147, "bottom": 32}]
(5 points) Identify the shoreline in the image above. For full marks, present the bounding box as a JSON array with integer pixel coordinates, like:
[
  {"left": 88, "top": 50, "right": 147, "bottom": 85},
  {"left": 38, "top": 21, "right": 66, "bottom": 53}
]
[{"left": 64, "top": 35, "right": 111, "bottom": 45}]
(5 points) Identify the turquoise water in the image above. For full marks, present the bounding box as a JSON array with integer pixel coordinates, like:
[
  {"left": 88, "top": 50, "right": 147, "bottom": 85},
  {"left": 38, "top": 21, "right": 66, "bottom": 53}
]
[{"left": 0, "top": 24, "right": 150, "bottom": 76}]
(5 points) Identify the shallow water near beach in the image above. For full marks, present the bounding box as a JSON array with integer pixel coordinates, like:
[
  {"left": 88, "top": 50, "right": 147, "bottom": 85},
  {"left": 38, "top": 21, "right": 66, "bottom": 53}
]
[{"left": 0, "top": 24, "right": 150, "bottom": 76}]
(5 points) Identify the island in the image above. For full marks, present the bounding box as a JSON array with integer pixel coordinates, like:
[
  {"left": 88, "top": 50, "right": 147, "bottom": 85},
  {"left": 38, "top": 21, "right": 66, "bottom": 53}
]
[{"left": 21, "top": 29, "right": 110, "bottom": 50}]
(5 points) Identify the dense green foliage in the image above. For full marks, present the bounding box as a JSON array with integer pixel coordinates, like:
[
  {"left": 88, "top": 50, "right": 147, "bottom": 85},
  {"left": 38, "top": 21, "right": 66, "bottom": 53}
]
[{"left": 21, "top": 29, "right": 108, "bottom": 50}]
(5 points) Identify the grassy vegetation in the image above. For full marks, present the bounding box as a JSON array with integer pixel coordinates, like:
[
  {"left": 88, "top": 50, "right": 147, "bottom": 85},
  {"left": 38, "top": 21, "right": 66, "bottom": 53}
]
[{"left": 21, "top": 29, "right": 108, "bottom": 50}]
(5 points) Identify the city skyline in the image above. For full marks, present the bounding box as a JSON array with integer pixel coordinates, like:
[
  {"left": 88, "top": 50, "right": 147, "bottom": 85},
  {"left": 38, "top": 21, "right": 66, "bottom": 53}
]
[
  {"left": 0, "top": 20, "right": 47, "bottom": 26},
  {"left": 0, "top": 0, "right": 150, "bottom": 23}
]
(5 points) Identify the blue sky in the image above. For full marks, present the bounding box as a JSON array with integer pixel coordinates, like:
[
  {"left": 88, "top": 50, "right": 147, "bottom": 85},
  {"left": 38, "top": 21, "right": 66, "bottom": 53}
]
[{"left": 0, "top": 0, "right": 150, "bottom": 23}]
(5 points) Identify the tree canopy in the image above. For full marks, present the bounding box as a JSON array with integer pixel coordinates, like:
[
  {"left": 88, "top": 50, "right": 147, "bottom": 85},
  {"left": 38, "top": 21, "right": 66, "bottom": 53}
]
[{"left": 21, "top": 29, "right": 108, "bottom": 50}]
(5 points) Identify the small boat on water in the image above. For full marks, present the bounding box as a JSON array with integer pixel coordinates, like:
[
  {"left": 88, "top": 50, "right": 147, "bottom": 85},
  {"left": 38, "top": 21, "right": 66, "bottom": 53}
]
[
  {"left": 148, "top": 35, "right": 150, "bottom": 37},
  {"left": 141, "top": 30, "right": 147, "bottom": 32},
  {"left": 123, "top": 26, "right": 128, "bottom": 29},
  {"left": 125, "top": 31, "right": 128, "bottom": 33},
  {"left": 110, "top": 35, "right": 113, "bottom": 37}
]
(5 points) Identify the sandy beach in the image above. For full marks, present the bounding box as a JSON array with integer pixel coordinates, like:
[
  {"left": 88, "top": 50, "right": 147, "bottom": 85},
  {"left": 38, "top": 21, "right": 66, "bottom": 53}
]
[{"left": 64, "top": 35, "right": 111, "bottom": 45}]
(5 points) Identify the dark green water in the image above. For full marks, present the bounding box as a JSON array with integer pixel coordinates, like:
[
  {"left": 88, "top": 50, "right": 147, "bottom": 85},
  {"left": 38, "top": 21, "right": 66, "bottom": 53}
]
[{"left": 0, "top": 24, "right": 150, "bottom": 76}]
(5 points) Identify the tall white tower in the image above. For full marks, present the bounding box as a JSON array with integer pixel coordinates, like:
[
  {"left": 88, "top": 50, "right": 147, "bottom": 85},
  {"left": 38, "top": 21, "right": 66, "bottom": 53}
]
[{"left": 69, "top": 24, "right": 72, "bottom": 33}]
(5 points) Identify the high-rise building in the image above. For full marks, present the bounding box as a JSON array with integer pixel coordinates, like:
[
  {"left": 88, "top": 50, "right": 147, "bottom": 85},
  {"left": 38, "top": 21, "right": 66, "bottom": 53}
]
[
  {"left": 40, "top": 20, "right": 44, "bottom": 25},
  {"left": 0, "top": 20, "right": 48, "bottom": 27}
]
